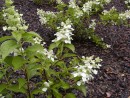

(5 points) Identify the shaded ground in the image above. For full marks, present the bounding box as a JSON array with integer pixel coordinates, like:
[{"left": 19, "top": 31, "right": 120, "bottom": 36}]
[{"left": 0, "top": 0, "right": 130, "bottom": 98}]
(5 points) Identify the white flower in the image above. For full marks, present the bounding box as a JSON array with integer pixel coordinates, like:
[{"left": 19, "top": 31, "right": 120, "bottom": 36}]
[
  {"left": 42, "top": 87, "right": 47, "bottom": 92},
  {"left": 93, "top": 70, "right": 98, "bottom": 74},
  {"left": 106, "top": 44, "right": 111, "bottom": 48},
  {"left": 52, "top": 19, "right": 74, "bottom": 44},
  {"left": 33, "top": 37, "right": 42, "bottom": 44},
  {"left": 44, "top": 82, "right": 50, "bottom": 87},
  {"left": 77, "top": 81, "right": 82, "bottom": 86},
  {"left": 3, "top": 26, "right": 7, "bottom": 31}
]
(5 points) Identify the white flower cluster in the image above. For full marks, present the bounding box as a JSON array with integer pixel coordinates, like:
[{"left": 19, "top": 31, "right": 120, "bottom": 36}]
[
  {"left": 33, "top": 37, "right": 45, "bottom": 46},
  {"left": 89, "top": 19, "right": 96, "bottom": 30},
  {"left": 68, "top": 1, "right": 83, "bottom": 18},
  {"left": 33, "top": 37, "right": 56, "bottom": 62},
  {"left": 3, "top": 6, "right": 28, "bottom": 31},
  {"left": 52, "top": 19, "right": 74, "bottom": 44},
  {"left": 71, "top": 56, "right": 102, "bottom": 86},
  {"left": 42, "top": 81, "right": 52, "bottom": 92},
  {"left": 37, "top": 9, "right": 57, "bottom": 25},
  {"left": 82, "top": 0, "right": 111, "bottom": 14},
  {"left": 119, "top": 10, "right": 130, "bottom": 20}
]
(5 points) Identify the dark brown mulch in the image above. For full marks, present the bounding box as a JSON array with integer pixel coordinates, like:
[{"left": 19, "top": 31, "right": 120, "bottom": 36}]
[{"left": 0, "top": 0, "right": 130, "bottom": 98}]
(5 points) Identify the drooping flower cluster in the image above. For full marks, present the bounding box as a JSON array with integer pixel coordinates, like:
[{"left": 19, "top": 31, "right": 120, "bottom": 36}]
[
  {"left": 71, "top": 56, "right": 102, "bottom": 86},
  {"left": 3, "top": 5, "right": 28, "bottom": 31},
  {"left": 37, "top": 9, "right": 57, "bottom": 25},
  {"left": 52, "top": 19, "right": 74, "bottom": 44}
]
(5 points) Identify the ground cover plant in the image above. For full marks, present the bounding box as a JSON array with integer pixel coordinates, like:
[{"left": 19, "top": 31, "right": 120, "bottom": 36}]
[{"left": 0, "top": 0, "right": 130, "bottom": 98}]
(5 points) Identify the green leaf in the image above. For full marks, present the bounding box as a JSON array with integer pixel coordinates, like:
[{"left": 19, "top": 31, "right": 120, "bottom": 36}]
[
  {"left": 64, "top": 93, "right": 76, "bottom": 98},
  {"left": 18, "top": 78, "right": 27, "bottom": 89},
  {"left": 0, "top": 36, "right": 13, "bottom": 43},
  {"left": 0, "top": 40, "right": 18, "bottom": 59},
  {"left": 0, "top": 70, "right": 6, "bottom": 79},
  {"left": 23, "top": 31, "right": 41, "bottom": 39},
  {"left": 12, "top": 31, "right": 22, "bottom": 42},
  {"left": 62, "top": 53, "right": 77, "bottom": 58},
  {"left": 49, "top": 41, "right": 61, "bottom": 51},
  {"left": 0, "top": 84, "right": 7, "bottom": 92},
  {"left": 12, "top": 56, "right": 24, "bottom": 70},
  {"left": 26, "top": 44, "right": 43, "bottom": 53},
  {"left": 76, "top": 85, "right": 87, "bottom": 96},
  {"left": 60, "top": 80, "right": 70, "bottom": 90},
  {"left": 52, "top": 88, "right": 62, "bottom": 98},
  {"left": 7, "top": 85, "right": 26, "bottom": 93},
  {"left": 4, "top": 56, "right": 13, "bottom": 65},
  {"left": 64, "top": 44, "right": 75, "bottom": 52},
  {"left": 31, "top": 89, "right": 42, "bottom": 95},
  {"left": 49, "top": 43, "right": 57, "bottom": 50}
]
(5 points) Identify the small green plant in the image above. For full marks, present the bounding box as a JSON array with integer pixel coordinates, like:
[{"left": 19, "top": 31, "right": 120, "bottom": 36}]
[
  {"left": 100, "top": 6, "right": 130, "bottom": 25},
  {"left": 0, "top": 0, "right": 102, "bottom": 98}
]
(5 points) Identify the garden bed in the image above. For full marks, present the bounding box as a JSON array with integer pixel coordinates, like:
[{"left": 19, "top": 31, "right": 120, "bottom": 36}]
[{"left": 0, "top": 0, "right": 130, "bottom": 98}]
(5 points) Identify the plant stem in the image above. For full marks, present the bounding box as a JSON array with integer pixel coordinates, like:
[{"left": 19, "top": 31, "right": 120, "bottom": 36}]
[{"left": 25, "top": 68, "right": 31, "bottom": 98}]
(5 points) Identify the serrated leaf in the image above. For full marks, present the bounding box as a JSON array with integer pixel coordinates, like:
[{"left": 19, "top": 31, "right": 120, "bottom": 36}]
[
  {"left": 12, "top": 31, "right": 22, "bottom": 42},
  {"left": 0, "top": 40, "right": 18, "bottom": 59},
  {"left": 64, "top": 93, "right": 76, "bottom": 98},
  {"left": 0, "top": 84, "right": 7, "bottom": 92},
  {"left": 64, "top": 44, "right": 75, "bottom": 52},
  {"left": 12, "top": 56, "right": 24, "bottom": 70},
  {"left": 18, "top": 78, "right": 27, "bottom": 89}
]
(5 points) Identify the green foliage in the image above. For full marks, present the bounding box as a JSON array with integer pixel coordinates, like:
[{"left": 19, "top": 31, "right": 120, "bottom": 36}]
[
  {"left": 33, "top": 0, "right": 44, "bottom": 5},
  {"left": 0, "top": 11, "right": 6, "bottom": 26}
]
